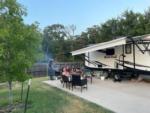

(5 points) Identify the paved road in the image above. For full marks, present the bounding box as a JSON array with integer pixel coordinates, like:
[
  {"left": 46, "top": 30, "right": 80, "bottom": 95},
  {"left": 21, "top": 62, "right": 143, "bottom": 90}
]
[{"left": 44, "top": 79, "right": 150, "bottom": 113}]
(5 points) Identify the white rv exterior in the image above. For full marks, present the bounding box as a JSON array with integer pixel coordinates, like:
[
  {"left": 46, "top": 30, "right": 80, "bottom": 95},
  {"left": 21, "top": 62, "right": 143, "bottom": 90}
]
[
  {"left": 72, "top": 34, "right": 150, "bottom": 73},
  {"left": 85, "top": 44, "right": 150, "bottom": 71}
]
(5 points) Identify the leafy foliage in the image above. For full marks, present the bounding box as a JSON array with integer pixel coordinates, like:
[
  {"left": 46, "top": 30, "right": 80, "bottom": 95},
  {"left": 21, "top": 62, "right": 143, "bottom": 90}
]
[
  {"left": 42, "top": 24, "right": 74, "bottom": 61},
  {"left": 0, "top": 0, "right": 41, "bottom": 82}
]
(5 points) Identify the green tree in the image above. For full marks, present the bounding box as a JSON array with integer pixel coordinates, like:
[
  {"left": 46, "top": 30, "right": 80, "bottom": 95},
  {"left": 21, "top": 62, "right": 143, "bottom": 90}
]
[
  {"left": 0, "top": 0, "right": 41, "bottom": 104},
  {"left": 43, "top": 24, "right": 68, "bottom": 61}
]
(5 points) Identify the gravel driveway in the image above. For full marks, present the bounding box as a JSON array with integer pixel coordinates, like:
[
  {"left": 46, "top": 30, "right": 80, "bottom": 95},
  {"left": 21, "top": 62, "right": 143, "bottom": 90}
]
[{"left": 44, "top": 78, "right": 150, "bottom": 113}]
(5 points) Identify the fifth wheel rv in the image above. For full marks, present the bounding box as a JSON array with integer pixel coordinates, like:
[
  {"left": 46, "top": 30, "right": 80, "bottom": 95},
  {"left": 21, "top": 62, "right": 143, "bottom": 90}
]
[{"left": 71, "top": 34, "right": 150, "bottom": 81}]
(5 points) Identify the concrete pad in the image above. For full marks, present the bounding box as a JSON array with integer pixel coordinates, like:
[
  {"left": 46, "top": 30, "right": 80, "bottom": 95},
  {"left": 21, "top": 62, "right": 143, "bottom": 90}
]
[{"left": 43, "top": 78, "right": 150, "bottom": 113}]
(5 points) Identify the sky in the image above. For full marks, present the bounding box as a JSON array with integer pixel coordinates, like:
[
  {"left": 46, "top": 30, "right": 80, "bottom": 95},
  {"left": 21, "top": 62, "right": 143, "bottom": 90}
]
[{"left": 19, "top": 0, "right": 150, "bottom": 34}]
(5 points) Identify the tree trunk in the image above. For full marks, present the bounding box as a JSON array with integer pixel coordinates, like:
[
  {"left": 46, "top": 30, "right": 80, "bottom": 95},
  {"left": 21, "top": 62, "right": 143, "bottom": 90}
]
[{"left": 8, "top": 81, "right": 13, "bottom": 105}]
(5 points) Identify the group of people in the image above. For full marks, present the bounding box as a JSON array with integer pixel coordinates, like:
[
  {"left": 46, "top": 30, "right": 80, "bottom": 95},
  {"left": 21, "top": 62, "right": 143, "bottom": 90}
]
[
  {"left": 48, "top": 60, "right": 86, "bottom": 81},
  {"left": 62, "top": 66, "right": 84, "bottom": 78}
]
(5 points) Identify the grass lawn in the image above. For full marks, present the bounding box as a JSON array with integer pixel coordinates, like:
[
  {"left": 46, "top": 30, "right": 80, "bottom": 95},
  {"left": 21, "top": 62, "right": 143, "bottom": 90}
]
[{"left": 0, "top": 77, "right": 113, "bottom": 113}]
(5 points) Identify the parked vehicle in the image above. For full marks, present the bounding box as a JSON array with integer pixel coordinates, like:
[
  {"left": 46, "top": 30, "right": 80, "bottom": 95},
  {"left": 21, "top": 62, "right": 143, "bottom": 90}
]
[{"left": 71, "top": 34, "right": 150, "bottom": 81}]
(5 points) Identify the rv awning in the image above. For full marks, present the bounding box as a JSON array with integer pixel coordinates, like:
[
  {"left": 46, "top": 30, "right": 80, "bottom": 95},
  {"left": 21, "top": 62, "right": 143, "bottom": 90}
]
[{"left": 71, "top": 37, "right": 126, "bottom": 56}]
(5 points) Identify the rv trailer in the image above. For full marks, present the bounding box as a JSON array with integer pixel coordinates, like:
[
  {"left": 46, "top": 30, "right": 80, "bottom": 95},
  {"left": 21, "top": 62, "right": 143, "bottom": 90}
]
[{"left": 71, "top": 34, "right": 150, "bottom": 81}]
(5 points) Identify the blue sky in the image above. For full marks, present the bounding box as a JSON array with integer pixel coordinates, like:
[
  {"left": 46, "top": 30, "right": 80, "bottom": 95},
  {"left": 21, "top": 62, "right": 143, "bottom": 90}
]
[{"left": 19, "top": 0, "right": 150, "bottom": 34}]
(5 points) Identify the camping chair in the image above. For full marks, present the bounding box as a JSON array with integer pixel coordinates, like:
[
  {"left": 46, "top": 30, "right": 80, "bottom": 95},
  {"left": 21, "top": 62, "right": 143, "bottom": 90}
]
[
  {"left": 61, "top": 75, "right": 71, "bottom": 89},
  {"left": 71, "top": 74, "right": 87, "bottom": 92},
  {"left": 84, "top": 70, "right": 93, "bottom": 83}
]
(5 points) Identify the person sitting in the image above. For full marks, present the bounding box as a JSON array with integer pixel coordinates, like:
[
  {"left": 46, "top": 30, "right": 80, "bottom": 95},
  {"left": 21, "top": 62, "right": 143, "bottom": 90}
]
[
  {"left": 71, "top": 68, "right": 87, "bottom": 92},
  {"left": 76, "top": 68, "right": 82, "bottom": 74},
  {"left": 62, "top": 66, "right": 71, "bottom": 77},
  {"left": 70, "top": 68, "right": 76, "bottom": 75},
  {"left": 71, "top": 68, "right": 85, "bottom": 79},
  {"left": 61, "top": 66, "right": 72, "bottom": 88}
]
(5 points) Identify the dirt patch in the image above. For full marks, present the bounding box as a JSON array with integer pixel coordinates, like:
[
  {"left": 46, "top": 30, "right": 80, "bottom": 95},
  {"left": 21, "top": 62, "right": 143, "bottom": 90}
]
[
  {"left": 0, "top": 102, "right": 32, "bottom": 113},
  {"left": 61, "top": 97, "right": 103, "bottom": 113},
  {"left": 61, "top": 99, "right": 85, "bottom": 113}
]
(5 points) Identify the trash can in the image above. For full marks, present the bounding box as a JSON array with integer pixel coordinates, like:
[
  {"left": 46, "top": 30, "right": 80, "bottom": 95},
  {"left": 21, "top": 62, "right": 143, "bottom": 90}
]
[{"left": 48, "top": 67, "right": 55, "bottom": 80}]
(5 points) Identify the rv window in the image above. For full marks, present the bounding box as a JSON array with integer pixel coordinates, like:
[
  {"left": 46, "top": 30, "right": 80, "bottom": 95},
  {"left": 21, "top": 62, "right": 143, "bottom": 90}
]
[
  {"left": 106, "top": 48, "right": 115, "bottom": 55},
  {"left": 98, "top": 65, "right": 102, "bottom": 68},
  {"left": 125, "top": 44, "right": 132, "bottom": 54}
]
